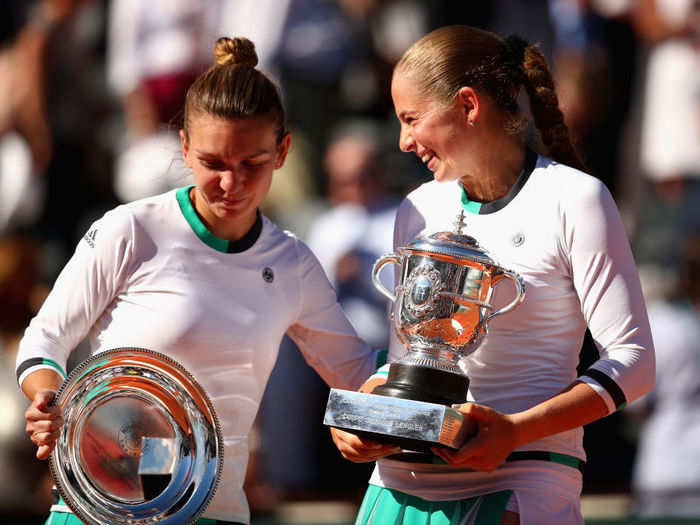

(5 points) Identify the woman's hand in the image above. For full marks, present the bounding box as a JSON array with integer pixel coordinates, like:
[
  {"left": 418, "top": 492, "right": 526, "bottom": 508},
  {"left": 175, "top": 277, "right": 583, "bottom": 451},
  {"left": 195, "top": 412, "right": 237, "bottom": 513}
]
[
  {"left": 330, "top": 427, "right": 402, "bottom": 463},
  {"left": 25, "top": 389, "right": 64, "bottom": 460},
  {"left": 433, "top": 382, "right": 611, "bottom": 471},
  {"left": 432, "top": 403, "right": 518, "bottom": 471}
]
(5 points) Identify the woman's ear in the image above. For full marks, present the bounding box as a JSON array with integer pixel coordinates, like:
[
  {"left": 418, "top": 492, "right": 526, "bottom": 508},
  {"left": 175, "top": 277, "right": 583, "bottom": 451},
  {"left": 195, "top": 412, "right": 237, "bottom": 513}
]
[
  {"left": 457, "top": 87, "right": 480, "bottom": 126},
  {"left": 275, "top": 133, "right": 292, "bottom": 169},
  {"left": 179, "top": 129, "right": 191, "bottom": 168}
]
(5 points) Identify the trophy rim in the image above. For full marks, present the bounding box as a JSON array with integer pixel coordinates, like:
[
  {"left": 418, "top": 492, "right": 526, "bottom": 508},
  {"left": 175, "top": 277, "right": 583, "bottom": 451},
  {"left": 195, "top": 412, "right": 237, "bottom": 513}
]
[
  {"left": 402, "top": 232, "right": 496, "bottom": 266},
  {"left": 48, "top": 347, "right": 223, "bottom": 525}
]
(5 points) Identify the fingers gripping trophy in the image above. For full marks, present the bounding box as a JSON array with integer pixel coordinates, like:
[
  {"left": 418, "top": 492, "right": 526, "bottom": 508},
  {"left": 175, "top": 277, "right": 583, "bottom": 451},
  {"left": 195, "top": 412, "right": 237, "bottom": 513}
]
[{"left": 324, "top": 211, "right": 525, "bottom": 454}]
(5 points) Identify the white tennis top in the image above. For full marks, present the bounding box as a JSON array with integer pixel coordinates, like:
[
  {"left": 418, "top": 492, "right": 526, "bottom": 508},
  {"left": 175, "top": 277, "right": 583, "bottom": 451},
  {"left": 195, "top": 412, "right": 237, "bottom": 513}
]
[
  {"left": 17, "top": 187, "right": 378, "bottom": 523},
  {"left": 369, "top": 154, "right": 655, "bottom": 503}
]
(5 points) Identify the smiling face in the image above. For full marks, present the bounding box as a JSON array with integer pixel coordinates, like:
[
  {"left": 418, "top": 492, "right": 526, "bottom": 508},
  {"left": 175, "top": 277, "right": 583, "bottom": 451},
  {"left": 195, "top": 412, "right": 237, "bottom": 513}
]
[
  {"left": 391, "top": 70, "right": 474, "bottom": 183},
  {"left": 181, "top": 113, "right": 290, "bottom": 240}
]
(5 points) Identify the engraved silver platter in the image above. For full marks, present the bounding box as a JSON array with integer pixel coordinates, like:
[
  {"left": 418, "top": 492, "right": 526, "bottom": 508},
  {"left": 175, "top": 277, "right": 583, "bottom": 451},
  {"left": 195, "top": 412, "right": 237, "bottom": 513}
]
[{"left": 49, "top": 348, "right": 223, "bottom": 525}]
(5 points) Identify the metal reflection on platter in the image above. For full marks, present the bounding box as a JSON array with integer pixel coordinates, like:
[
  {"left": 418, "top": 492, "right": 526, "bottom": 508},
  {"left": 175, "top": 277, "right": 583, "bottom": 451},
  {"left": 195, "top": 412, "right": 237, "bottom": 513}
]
[{"left": 49, "top": 347, "right": 222, "bottom": 525}]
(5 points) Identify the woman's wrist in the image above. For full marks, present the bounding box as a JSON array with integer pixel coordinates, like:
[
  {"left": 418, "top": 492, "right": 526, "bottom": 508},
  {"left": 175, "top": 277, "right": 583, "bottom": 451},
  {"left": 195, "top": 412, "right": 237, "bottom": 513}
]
[
  {"left": 506, "top": 381, "right": 609, "bottom": 448},
  {"left": 507, "top": 410, "right": 541, "bottom": 449},
  {"left": 21, "top": 368, "right": 63, "bottom": 401}
]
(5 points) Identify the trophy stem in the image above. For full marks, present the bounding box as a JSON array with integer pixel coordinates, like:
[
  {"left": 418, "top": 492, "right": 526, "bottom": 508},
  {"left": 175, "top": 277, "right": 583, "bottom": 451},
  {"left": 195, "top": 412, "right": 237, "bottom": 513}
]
[{"left": 371, "top": 362, "right": 468, "bottom": 406}]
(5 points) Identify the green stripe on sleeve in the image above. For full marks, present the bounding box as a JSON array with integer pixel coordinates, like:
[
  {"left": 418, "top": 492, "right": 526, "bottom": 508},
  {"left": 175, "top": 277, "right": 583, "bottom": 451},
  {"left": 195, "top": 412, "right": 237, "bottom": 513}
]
[
  {"left": 42, "top": 358, "right": 67, "bottom": 377},
  {"left": 16, "top": 357, "right": 66, "bottom": 384}
]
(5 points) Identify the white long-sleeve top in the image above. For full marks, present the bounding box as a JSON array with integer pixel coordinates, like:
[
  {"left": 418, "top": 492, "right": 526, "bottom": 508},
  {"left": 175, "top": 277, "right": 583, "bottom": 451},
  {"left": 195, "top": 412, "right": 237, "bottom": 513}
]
[
  {"left": 370, "top": 154, "right": 655, "bottom": 503},
  {"left": 16, "top": 187, "right": 378, "bottom": 523}
]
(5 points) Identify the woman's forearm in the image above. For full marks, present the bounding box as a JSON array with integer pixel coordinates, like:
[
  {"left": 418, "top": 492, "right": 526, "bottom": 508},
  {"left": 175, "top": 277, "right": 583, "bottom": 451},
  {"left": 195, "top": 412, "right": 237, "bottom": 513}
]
[
  {"left": 510, "top": 380, "right": 609, "bottom": 448},
  {"left": 21, "top": 368, "right": 64, "bottom": 401}
]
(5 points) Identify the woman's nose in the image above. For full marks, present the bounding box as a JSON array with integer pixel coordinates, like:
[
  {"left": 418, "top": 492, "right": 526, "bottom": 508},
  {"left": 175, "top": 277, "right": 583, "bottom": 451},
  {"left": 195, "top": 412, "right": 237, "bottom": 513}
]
[
  {"left": 399, "top": 128, "right": 414, "bottom": 152},
  {"left": 219, "top": 171, "right": 240, "bottom": 192}
]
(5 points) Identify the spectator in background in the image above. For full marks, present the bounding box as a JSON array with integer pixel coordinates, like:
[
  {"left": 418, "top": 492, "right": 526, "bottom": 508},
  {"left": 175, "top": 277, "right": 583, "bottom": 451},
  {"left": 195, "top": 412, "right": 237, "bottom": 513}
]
[
  {"left": 19, "top": 0, "right": 120, "bottom": 269},
  {"left": 631, "top": 235, "right": 700, "bottom": 518},
  {"left": 0, "top": 0, "right": 60, "bottom": 234},
  {"left": 547, "top": 0, "right": 639, "bottom": 200},
  {"left": 307, "top": 120, "right": 399, "bottom": 349},
  {"left": 106, "top": 0, "right": 221, "bottom": 202},
  {"left": 0, "top": 235, "right": 52, "bottom": 521},
  {"left": 0, "top": 0, "right": 57, "bottom": 170},
  {"left": 633, "top": 0, "right": 700, "bottom": 272},
  {"left": 273, "top": 0, "right": 431, "bottom": 189}
]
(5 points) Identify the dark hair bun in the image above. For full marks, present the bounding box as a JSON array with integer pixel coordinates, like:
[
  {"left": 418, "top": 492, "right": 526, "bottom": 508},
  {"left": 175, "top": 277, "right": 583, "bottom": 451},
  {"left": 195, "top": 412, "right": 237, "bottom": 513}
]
[{"left": 214, "top": 36, "right": 258, "bottom": 68}]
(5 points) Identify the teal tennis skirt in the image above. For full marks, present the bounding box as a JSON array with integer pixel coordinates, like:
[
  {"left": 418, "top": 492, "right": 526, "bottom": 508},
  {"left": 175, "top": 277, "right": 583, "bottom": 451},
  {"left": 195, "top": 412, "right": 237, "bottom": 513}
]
[{"left": 355, "top": 484, "right": 514, "bottom": 525}]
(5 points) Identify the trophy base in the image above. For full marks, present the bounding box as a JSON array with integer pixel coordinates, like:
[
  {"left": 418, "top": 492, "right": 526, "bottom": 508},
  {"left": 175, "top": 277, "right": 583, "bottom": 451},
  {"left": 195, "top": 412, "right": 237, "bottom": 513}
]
[
  {"left": 371, "top": 362, "right": 469, "bottom": 406},
  {"left": 324, "top": 389, "right": 475, "bottom": 453}
]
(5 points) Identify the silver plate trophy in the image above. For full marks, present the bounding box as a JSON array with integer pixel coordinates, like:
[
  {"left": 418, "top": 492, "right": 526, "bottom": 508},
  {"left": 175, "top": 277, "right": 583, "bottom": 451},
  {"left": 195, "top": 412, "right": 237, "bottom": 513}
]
[
  {"left": 49, "top": 348, "right": 223, "bottom": 525},
  {"left": 324, "top": 211, "right": 525, "bottom": 456}
]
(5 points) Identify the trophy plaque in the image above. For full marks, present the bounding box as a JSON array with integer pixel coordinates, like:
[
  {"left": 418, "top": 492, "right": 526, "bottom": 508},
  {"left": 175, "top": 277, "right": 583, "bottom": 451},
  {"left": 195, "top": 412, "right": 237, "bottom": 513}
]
[
  {"left": 49, "top": 347, "right": 222, "bottom": 525},
  {"left": 324, "top": 212, "right": 525, "bottom": 454}
]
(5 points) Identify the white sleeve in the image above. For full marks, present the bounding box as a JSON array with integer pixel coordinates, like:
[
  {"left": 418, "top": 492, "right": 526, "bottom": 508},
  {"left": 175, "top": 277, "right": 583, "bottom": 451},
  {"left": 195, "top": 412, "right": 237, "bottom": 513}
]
[
  {"left": 16, "top": 207, "right": 135, "bottom": 387},
  {"left": 286, "top": 239, "right": 379, "bottom": 391},
  {"left": 565, "top": 178, "right": 656, "bottom": 413}
]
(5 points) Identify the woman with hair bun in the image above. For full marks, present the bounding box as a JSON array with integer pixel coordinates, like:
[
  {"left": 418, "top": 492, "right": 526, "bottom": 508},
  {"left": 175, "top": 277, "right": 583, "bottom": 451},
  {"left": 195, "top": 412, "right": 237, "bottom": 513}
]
[
  {"left": 18, "top": 36, "right": 385, "bottom": 525},
  {"left": 330, "top": 25, "right": 655, "bottom": 524}
]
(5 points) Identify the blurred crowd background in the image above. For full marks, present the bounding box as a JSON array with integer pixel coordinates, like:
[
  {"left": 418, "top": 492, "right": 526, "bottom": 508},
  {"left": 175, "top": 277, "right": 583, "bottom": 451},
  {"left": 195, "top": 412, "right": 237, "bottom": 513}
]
[{"left": 1, "top": 0, "right": 699, "bottom": 523}]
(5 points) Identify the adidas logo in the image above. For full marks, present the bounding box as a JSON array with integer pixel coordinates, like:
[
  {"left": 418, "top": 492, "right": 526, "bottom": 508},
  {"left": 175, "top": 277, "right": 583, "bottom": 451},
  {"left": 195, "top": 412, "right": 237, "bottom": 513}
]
[{"left": 83, "top": 228, "right": 97, "bottom": 248}]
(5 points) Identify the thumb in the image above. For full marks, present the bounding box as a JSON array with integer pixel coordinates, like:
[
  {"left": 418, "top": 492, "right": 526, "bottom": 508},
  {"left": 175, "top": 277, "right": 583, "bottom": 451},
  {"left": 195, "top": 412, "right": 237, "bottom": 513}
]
[
  {"left": 34, "top": 390, "right": 57, "bottom": 411},
  {"left": 454, "top": 402, "right": 495, "bottom": 422}
]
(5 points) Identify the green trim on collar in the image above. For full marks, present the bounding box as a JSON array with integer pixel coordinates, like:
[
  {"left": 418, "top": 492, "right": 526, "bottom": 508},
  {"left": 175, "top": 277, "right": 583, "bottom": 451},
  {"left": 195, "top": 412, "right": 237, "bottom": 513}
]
[
  {"left": 176, "top": 186, "right": 229, "bottom": 253},
  {"left": 460, "top": 187, "right": 483, "bottom": 214}
]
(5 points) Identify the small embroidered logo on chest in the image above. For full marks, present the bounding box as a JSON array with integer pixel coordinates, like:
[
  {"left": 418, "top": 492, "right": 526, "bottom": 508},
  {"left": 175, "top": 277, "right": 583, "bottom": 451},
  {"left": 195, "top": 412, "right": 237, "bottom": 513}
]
[
  {"left": 262, "top": 267, "right": 274, "bottom": 283},
  {"left": 512, "top": 232, "right": 525, "bottom": 247}
]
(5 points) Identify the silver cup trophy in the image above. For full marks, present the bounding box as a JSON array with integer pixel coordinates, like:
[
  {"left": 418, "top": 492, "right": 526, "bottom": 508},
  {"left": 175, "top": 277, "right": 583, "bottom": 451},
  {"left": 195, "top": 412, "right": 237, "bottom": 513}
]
[{"left": 324, "top": 211, "right": 525, "bottom": 454}]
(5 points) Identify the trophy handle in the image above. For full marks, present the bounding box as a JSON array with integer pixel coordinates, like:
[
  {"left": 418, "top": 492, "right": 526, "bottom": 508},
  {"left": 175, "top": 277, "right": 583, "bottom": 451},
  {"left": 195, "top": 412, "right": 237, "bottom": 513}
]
[
  {"left": 485, "top": 270, "right": 525, "bottom": 322},
  {"left": 372, "top": 254, "right": 401, "bottom": 302}
]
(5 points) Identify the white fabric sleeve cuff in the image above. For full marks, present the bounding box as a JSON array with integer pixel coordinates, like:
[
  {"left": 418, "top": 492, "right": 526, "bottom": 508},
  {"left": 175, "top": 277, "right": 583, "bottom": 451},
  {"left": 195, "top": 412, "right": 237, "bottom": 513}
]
[{"left": 578, "top": 373, "right": 621, "bottom": 414}]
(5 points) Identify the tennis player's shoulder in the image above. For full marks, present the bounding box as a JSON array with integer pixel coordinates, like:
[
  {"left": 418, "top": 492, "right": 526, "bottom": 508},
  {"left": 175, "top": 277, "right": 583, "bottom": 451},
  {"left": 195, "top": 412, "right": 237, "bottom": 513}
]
[
  {"left": 399, "top": 178, "right": 459, "bottom": 217},
  {"left": 532, "top": 156, "right": 613, "bottom": 210},
  {"left": 263, "top": 218, "right": 322, "bottom": 271},
  {"left": 261, "top": 214, "right": 308, "bottom": 254},
  {"left": 84, "top": 191, "right": 173, "bottom": 248},
  {"left": 406, "top": 178, "right": 456, "bottom": 202},
  {"left": 121, "top": 189, "right": 176, "bottom": 220}
]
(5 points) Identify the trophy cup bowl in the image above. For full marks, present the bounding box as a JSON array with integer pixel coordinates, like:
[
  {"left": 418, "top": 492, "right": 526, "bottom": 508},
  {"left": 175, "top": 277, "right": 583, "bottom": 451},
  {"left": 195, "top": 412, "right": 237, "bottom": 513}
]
[
  {"left": 324, "top": 213, "right": 525, "bottom": 455},
  {"left": 49, "top": 347, "right": 223, "bottom": 525}
]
